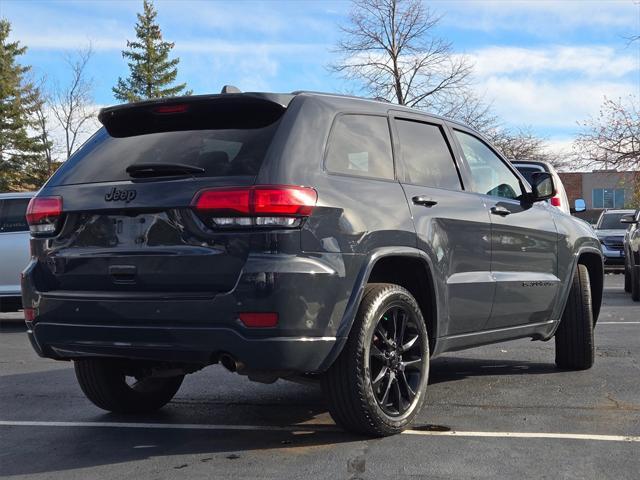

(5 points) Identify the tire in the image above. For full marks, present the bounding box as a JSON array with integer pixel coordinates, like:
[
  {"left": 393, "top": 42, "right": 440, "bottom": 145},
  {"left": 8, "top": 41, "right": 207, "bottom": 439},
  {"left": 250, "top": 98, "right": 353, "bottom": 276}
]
[
  {"left": 632, "top": 266, "right": 640, "bottom": 302},
  {"left": 74, "top": 359, "right": 184, "bottom": 413},
  {"left": 555, "top": 264, "right": 595, "bottom": 370},
  {"left": 624, "top": 263, "right": 631, "bottom": 293},
  {"left": 321, "top": 283, "right": 429, "bottom": 436}
]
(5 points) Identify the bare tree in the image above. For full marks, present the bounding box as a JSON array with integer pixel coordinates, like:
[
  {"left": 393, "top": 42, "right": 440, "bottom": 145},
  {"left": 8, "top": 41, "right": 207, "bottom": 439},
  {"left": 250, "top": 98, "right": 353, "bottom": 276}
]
[
  {"left": 488, "top": 127, "right": 550, "bottom": 163},
  {"left": 574, "top": 96, "right": 640, "bottom": 171},
  {"left": 51, "top": 47, "right": 96, "bottom": 159},
  {"left": 331, "top": 0, "right": 473, "bottom": 112}
]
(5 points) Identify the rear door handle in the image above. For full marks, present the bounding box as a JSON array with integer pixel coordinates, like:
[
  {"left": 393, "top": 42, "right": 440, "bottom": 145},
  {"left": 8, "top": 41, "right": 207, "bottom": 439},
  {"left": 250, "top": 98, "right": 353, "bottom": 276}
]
[
  {"left": 490, "top": 206, "right": 511, "bottom": 216},
  {"left": 412, "top": 196, "right": 438, "bottom": 207}
]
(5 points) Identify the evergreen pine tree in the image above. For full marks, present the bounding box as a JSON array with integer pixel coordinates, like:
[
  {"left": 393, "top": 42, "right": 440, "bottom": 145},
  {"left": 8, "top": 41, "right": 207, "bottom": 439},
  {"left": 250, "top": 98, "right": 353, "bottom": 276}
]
[
  {"left": 113, "top": 0, "right": 190, "bottom": 102},
  {"left": 0, "top": 19, "right": 50, "bottom": 191}
]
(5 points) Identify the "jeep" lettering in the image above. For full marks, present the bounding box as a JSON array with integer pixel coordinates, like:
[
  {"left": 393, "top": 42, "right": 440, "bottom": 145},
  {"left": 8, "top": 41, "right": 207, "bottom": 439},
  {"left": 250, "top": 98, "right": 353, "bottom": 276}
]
[{"left": 105, "top": 187, "right": 137, "bottom": 203}]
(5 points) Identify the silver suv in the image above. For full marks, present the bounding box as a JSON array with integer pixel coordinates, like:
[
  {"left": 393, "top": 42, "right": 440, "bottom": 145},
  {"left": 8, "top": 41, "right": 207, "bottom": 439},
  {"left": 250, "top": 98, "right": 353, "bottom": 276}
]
[{"left": 0, "top": 192, "right": 34, "bottom": 312}]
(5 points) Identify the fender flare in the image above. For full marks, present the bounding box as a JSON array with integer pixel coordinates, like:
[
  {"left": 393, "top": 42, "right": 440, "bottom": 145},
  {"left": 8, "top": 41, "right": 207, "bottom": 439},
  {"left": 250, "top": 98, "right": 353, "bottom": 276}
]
[{"left": 317, "top": 246, "right": 439, "bottom": 371}]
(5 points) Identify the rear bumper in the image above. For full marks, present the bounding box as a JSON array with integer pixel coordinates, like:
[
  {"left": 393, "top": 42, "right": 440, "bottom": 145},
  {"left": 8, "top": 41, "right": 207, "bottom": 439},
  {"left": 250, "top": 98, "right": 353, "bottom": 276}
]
[
  {"left": 21, "top": 252, "right": 362, "bottom": 373},
  {"left": 27, "top": 322, "right": 336, "bottom": 372}
]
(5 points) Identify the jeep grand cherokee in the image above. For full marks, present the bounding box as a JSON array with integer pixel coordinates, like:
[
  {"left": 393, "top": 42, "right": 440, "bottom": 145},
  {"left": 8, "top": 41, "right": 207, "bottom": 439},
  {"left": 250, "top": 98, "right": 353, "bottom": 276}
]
[{"left": 22, "top": 90, "right": 604, "bottom": 436}]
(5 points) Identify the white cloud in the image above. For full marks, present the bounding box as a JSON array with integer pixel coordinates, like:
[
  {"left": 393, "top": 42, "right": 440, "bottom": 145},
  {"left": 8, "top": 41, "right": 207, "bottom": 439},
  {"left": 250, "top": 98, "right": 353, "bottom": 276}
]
[
  {"left": 477, "top": 76, "right": 635, "bottom": 127},
  {"left": 467, "top": 45, "right": 638, "bottom": 78}
]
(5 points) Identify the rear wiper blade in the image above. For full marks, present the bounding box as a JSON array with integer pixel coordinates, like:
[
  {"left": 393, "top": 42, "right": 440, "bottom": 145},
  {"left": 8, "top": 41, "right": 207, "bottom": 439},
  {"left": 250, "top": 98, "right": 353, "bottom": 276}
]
[{"left": 126, "top": 163, "right": 205, "bottom": 178}]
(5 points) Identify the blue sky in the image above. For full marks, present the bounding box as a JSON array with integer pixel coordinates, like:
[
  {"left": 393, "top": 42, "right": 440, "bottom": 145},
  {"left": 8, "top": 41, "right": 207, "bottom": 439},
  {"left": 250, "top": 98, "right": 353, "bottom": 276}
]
[{"left": 2, "top": 0, "right": 639, "bottom": 154}]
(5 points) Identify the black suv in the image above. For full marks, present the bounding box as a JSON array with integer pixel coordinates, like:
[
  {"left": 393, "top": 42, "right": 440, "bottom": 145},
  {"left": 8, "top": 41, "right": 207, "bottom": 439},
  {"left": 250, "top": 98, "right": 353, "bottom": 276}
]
[{"left": 22, "top": 91, "right": 603, "bottom": 436}]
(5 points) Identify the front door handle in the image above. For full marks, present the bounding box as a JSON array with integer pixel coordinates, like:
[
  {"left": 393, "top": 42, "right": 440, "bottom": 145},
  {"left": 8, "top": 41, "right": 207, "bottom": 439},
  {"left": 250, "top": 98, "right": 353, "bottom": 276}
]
[
  {"left": 412, "top": 196, "right": 438, "bottom": 207},
  {"left": 490, "top": 205, "right": 511, "bottom": 216}
]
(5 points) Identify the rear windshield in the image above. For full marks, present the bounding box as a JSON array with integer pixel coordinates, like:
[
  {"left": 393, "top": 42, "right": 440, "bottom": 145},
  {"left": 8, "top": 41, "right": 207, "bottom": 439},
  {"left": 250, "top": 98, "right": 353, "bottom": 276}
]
[
  {"left": 50, "top": 119, "right": 281, "bottom": 185},
  {"left": 598, "top": 212, "right": 629, "bottom": 230}
]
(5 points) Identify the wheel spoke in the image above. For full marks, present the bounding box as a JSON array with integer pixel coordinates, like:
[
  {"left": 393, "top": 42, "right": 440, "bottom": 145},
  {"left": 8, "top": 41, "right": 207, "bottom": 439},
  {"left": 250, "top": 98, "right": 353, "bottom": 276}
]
[
  {"left": 397, "top": 310, "right": 407, "bottom": 346},
  {"left": 401, "top": 335, "right": 419, "bottom": 353},
  {"left": 401, "top": 358, "right": 422, "bottom": 370},
  {"left": 370, "top": 344, "right": 386, "bottom": 361},
  {"left": 399, "top": 371, "right": 416, "bottom": 401},
  {"left": 372, "top": 366, "right": 388, "bottom": 388},
  {"left": 380, "top": 371, "right": 395, "bottom": 406},
  {"left": 391, "top": 308, "right": 398, "bottom": 343},
  {"left": 375, "top": 324, "right": 393, "bottom": 347},
  {"left": 392, "top": 375, "right": 403, "bottom": 412}
]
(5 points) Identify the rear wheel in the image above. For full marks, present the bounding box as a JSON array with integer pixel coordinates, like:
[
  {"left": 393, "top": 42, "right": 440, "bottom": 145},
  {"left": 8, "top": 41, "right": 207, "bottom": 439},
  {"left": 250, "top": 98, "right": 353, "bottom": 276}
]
[
  {"left": 555, "top": 264, "right": 595, "bottom": 370},
  {"left": 74, "top": 359, "right": 184, "bottom": 413},
  {"left": 321, "top": 283, "right": 429, "bottom": 436}
]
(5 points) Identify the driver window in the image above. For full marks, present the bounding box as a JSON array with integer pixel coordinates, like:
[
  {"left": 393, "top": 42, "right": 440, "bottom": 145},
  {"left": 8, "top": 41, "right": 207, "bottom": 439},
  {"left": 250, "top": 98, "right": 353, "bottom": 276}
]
[{"left": 454, "top": 130, "right": 522, "bottom": 200}]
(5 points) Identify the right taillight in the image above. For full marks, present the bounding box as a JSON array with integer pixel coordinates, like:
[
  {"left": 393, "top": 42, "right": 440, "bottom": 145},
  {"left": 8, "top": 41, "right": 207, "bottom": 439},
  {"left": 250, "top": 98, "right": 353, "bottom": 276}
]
[
  {"left": 26, "top": 196, "right": 63, "bottom": 235},
  {"left": 192, "top": 185, "right": 317, "bottom": 229},
  {"left": 550, "top": 195, "right": 561, "bottom": 207}
]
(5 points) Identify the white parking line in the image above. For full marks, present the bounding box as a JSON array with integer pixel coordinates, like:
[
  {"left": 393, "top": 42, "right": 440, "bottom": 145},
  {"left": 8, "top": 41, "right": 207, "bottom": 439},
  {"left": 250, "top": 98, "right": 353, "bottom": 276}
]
[
  {"left": 598, "top": 322, "right": 640, "bottom": 324},
  {"left": 0, "top": 420, "right": 638, "bottom": 443},
  {"left": 404, "top": 429, "right": 640, "bottom": 442}
]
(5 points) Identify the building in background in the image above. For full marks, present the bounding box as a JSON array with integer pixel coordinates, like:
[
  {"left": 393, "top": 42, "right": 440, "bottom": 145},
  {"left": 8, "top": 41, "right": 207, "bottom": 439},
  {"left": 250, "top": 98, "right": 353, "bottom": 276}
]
[{"left": 558, "top": 170, "right": 639, "bottom": 223}]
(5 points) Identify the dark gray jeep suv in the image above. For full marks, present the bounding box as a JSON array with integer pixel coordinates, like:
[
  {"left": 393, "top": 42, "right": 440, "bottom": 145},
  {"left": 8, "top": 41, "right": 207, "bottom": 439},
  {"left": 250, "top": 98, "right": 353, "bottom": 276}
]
[{"left": 22, "top": 91, "right": 603, "bottom": 436}]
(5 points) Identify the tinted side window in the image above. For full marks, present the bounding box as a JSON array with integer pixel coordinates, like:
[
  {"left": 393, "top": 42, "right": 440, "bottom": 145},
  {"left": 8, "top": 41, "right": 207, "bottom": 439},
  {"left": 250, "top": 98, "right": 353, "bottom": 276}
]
[
  {"left": 325, "top": 115, "right": 394, "bottom": 180},
  {"left": 454, "top": 130, "right": 522, "bottom": 200},
  {"left": 0, "top": 199, "right": 30, "bottom": 233},
  {"left": 395, "top": 119, "right": 461, "bottom": 189}
]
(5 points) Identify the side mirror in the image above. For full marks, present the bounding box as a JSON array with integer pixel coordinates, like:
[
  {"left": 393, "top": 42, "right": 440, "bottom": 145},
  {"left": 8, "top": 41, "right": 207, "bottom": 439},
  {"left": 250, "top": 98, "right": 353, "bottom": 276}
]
[
  {"left": 620, "top": 214, "right": 638, "bottom": 224},
  {"left": 529, "top": 172, "right": 554, "bottom": 202},
  {"left": 573, "top": 198, "right": 586, "bottom": 213}
]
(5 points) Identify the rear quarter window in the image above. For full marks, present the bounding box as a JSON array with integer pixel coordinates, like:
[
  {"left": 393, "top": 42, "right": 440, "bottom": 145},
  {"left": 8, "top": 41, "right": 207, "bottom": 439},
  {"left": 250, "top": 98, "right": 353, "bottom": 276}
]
[{"left": 325, "top": 114, "right": 394, "bottom": 180}]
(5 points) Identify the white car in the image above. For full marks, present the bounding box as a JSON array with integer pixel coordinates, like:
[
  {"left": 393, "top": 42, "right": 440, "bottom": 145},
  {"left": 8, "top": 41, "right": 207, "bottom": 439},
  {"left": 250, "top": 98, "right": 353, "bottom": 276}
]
[
  {"left": 512, "top": 160, "right": 574, "bottom": 214},
  {"left": 0, "top": 192, "right": 34, "bottom": 312}
]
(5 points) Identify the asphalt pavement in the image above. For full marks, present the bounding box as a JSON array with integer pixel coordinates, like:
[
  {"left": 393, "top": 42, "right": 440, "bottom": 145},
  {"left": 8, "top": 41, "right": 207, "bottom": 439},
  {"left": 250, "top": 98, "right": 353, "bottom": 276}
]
[{"left": 1, "top": 274, "right": 638, "bottom": 479}]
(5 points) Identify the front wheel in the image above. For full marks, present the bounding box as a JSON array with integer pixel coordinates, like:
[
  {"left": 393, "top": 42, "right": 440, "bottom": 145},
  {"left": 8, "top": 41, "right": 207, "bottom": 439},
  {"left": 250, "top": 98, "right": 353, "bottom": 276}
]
[
  {"left": 555, "top": 264, "right": 595, "bottom": 370},
  {"left": 321, "top": 283, "right": 429, "bottom": 436},
  {"left": 74, "top": 359, "right": 184, "bottom": 413},
  {"left": 632, "top": 265, "right": 640, "bottom": 302},
  {"left": 624, "top": 263, "right": 631, "bottom": 293}
]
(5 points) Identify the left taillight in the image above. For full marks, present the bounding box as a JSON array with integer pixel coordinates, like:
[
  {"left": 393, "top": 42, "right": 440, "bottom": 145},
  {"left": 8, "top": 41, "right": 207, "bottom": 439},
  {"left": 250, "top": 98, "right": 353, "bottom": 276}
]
[
  {"left": 550, "top": 196, "right": 561, "bottom": 207},
  {"left": 26, "top": 196, "right": 63, "bottom": 235},
  {"left": 192, "top": 185, "right": 317, "bottom": 229}
]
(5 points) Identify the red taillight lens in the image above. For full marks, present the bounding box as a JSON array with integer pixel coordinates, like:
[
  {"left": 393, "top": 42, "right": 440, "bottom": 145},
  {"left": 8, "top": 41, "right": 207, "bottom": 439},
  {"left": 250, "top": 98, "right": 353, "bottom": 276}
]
[
  {"left": 192, "top": 185, "right": 317, "bottom": 228},
  {"left": 194, "top": 188, "right": 251, "bottom": 215},
  {"left": 26, "top": 196, "right": 63, "bottom": 234},
  {"left": 550, "top": 196, "right": 561, "bottom": 207},
  {"left": 238, "top": 312, "right": 278, "bottom": 328},
  {"left": 253, "top": 187, "right": 316, "bottom": 216}
]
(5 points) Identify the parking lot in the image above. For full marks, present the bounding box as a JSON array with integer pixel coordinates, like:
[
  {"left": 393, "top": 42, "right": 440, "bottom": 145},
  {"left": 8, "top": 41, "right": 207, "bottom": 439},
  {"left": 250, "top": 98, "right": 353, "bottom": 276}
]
[{"left": 1, "top": 273, "right": 638, "bottom": 479}]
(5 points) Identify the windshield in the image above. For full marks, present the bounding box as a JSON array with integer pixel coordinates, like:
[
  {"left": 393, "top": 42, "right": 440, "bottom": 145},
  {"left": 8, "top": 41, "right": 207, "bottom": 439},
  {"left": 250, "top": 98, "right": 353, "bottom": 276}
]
[{"left": 597, "top": 212, "right": 630, "bottom": 230}]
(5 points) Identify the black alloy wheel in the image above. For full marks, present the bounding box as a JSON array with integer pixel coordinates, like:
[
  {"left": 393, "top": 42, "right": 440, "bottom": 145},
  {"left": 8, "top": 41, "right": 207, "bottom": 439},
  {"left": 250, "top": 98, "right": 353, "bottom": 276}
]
[{"left": 369, "top": 305, "right": 425, "bottom": 417}]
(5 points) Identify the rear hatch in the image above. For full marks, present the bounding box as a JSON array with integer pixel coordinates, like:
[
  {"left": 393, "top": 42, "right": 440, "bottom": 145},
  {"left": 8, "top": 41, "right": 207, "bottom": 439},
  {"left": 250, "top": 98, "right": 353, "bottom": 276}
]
[{"left": 32, "top": 94, "right": 291, "bottom": 297}]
